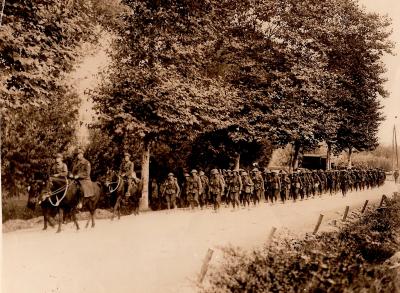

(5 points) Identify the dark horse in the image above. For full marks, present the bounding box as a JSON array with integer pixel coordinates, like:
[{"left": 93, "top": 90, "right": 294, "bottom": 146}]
[
  {"left": 105, "top": 169, "right": 142, "bottom": 220},
  {"left": 27, "top": 175, "right": 102, "bottom": 232}
]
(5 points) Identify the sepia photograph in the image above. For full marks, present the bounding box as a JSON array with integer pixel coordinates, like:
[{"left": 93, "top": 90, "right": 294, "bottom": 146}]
[{"left": 1, "top": 0, "right": 400, "bottom": 292}]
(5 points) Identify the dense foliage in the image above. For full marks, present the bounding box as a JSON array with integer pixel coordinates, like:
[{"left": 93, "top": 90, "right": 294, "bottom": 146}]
[
  {"left": 203, "top": 198, "right": 400, "bottom": 292},
  {"left": 0, "top": 0, "right": 122, "bottom": 196},
  {"left": 1, "top": 0, "right": 394, "bottom": 199},
  {"left": 93, "top": 0, "right": 393, "bottom": 176}
]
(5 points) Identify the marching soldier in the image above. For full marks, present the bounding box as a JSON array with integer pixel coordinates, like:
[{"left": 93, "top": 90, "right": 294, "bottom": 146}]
[
  {"left": 290, "top": 172, "right": 301, "bottom": 202},
  {"left": 187, "top": 169, "right": 202, "bottom": 209},
  {"left": 230, "top": 170, "right": 242, "bottom": 209},
  {"left": 72, "top": 149, "right": 92, "bottom": 209},
  {"left": 161, "top": 173, "right": 180, "bottom": 210},
  {"left": 270, "top": 171, "right": 280, "bottom": 203},
  {"left": 208, "top": 169, "right": 224, "bottom": 211},
  {"left": 241, "top": 171, "right": 254, "bottom": 207},
  {"left": 280, "top": 170, "right": 290, "bottom": 203},
  {"left": 199, "top": 170, "right": 209, "bottom": 209},
  {"left": 252, "top": 168, "right": 264, "bottom": 205}
]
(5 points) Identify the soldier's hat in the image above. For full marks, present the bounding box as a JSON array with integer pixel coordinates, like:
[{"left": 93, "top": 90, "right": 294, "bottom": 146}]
[
  {"left": 252, "top": 168, "right": 259, "bottom": 173},
  {"left": 232, "top": 169, "right": 239, "bottom": 173},
  {"left": 242, "top": 171, "right": 248, "bottom": 176},
  {"left": 124, "top": 152, "right": 131, "bottom": 157},
  {"left": 55, "top": 153, "right": 63, "bottom": 159},
  {"left": 199, "top": 170, "right": 205, "bottom": 176},
  {"left": 211, "top": 169, "right": 219, "bottom": 175},
  {"left": 168, "top": 172, "right": 174, "bottom": 177},
  {"left": 191, "top": 169, "right": 198, "bottom": 174},
  {"left": 184, "top": 173, "right": 190, "bottom": 177},
  {"left": 76, "top": 148, "right": 84, "bottom": 155}
]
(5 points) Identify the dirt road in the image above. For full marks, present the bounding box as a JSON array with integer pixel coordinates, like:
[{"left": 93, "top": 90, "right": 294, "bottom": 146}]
[{"left": 2, "top": 182, "right": 398, "bottom": 293}]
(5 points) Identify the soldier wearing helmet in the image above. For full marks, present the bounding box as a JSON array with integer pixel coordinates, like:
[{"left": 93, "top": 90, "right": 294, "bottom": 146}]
[
  {"left": 208, "top": 169, "right": 224, "bottom": 211},
  {"left": 241, "top": 171, "right": 253, "bottom": 207},
  {"left": 187, "top": 169, "right": 202, "bottom": 209},
  {"left": 230, "top": 170, "right": 242, "bottom": 209},
  {"left": 161, "top": 173, "right": 180, "bottom": 210},
  {"left": 251, "top": 168, "right": 264, "bottom": 205},
  {"left": 199, "top": 170, "right": 209, "bottom": 209}
]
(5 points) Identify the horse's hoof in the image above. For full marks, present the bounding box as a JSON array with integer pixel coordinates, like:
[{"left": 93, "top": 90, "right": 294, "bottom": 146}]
[
  {"left": 91, "top": 224, "right": 95, "bottom": 228},
  {"left": 43, "top": 227, "right": 47, "bottom": 231},
  {"left": 56, "top": 229, "right": 61, "bottom": 233}
]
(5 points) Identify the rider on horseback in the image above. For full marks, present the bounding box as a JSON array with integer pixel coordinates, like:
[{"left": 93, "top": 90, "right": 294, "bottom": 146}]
[
  {"left": 72, "top": 149, "right": 92, "bottom": 209},
  {"left": 119, "top": 152, "right": 138, "bottom": 197},
  {"left": 49, "top": 153, "right": 68, "bottom": 190}
]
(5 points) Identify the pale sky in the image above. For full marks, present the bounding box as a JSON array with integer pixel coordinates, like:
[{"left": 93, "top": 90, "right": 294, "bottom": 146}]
[{"left": 359, "top": 0, "right": 400, "bottom": 146}]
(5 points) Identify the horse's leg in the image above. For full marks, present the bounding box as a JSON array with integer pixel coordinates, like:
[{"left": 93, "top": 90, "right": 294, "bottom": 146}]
[
  {"left": 43, "top": 208, "right": 48, "bottom": 230},
  {"left": 72, "top": 209, "right": 80, "bottom": 230},
  {"left": 112, "top": 196, "right": 121, "bottom": 220},
  {"left": 91, "top": 203, "right": 96, "bottom": 228},
  {"left": 56, "top": 209, "right": 63, "bottom": 233}
]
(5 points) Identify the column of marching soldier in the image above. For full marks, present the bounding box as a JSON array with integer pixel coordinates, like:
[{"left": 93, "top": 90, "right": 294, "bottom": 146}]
[{"left": 151, "top": 168, "right": 387, "bottom": 211}]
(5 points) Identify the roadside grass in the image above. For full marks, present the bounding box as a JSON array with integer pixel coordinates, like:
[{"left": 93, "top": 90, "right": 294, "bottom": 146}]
[
  {"left": 2, "top": 195, "right": 42, "bottom": 223},
  {"left": 202, "top": 196, "right": 400, "bottom": 292}
]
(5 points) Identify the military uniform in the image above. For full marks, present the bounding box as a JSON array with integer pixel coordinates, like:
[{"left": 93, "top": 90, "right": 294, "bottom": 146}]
[
  {"left": 252, "top": 170, "right": 264, "bottom": 205},
  {"left": 208, "top": 169, "right": 224, "bottom": 210},
  {"left": 270, "top": 173, "right": 280, "bottom": 203},
  {"left": 241, "top": 172, "right": 253, "bottom": 207},
  {"left": 280, "top": 172, "right": 290, "bottom": 203},
  {"left": 187, "top": 170, "right": 202, "bottom": 209},
  {"left": 50, "top": 161, "right": 68, "bottom": 190},
  {"left": 230, "top": 172, "right": 242, "bottom": 208},
  {"left": 72, "top": 156, "right": 93, "bottom": 198},
  {"left": 290, "top": 173, "right": 301, "bottom": 202},
  {"left": 119, "top": 158, "right": 136, "bottom": 197},
  {"left": 161, "top": 174, "right": 180, "bottom": 209},
  {"left": 199, "top": 172, "right": 209, "bottom": 209}
]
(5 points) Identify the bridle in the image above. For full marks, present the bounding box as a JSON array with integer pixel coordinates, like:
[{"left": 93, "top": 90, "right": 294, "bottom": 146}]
[{"left": 106, "top": 171, "right": 122, "bottom": 193}]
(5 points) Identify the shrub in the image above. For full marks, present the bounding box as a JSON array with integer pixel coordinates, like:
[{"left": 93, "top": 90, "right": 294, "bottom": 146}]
[{"left": 203, "top": 199, "right": 400, "bottom": 292}]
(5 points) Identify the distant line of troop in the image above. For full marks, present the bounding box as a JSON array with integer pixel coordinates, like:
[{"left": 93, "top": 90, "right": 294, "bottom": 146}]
[{"left": 152, "top": 167, "right": 387, "bottom": 211}]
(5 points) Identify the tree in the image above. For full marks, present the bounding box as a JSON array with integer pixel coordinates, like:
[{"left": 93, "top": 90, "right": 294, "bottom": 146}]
[
  {"left": 0, "top": 0, "right": 119, "bottom": 196},
  {"left": 92, "top": 0, "right": 243, "bottom": 209}
]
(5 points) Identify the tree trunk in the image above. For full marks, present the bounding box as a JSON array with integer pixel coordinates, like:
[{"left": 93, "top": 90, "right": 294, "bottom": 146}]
[
  {"left": 347, "top": 147, "right": 353, "bottom": 169},
  {"left": 292, "top": 142, "right": 301, "bottom": 171},
  {"left": 234, "top": 154, "right": 240, "bottom": 171},
  {"left": 326, "top": 143, "right": 332, "bottom": 170},
  {"left": 139, "top": 141, "right": 150, "bottom": 211}
]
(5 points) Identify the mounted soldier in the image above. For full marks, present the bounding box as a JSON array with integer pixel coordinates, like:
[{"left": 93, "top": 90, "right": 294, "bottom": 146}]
[
  {"left": 50, "top": 153, "right": 68, "bottom": 190},
  {"left": 119, "top": 152, "right": 138, "bottom": 198},
  {"left": 72, "top": 149, "right": 93, "bottom": 209},
  {"left": 161, "top": 173, "right": 180, "bottom": 210}
]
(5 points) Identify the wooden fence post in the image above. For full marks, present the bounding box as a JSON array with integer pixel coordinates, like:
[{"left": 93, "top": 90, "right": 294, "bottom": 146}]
[
  {"left": 198, "top": 248, "right": 214, "bottom": 284},
  {"left": 313, "top": 214, "right": 324, "bottom": 235},
  {"left": 342, "top": 206, "right": 350, "bottom": 221},
  {"left": 267, "top": 227, "right": 277, "bottom": 245},
  {"left": 379, "top": 195, "right": 387, "bottom": 208},
  {"left": 361, "top": 200, "right": 369, "bottom": 213}
]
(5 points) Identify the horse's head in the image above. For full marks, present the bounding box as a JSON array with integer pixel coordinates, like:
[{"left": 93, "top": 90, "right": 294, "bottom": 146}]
[
  {"left": 104, "top": 169, "right": 117, "bottom": 187},
  {"left": 26, "top": 178, "right": 48, "bottom": 210}
]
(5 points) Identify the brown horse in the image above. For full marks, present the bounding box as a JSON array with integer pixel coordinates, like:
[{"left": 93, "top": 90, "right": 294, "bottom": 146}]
[
  {"left": 105, "top": 170, "right": 142, "bottom": 220},
  {"left": 27, "top": 176, "right": 102, "bottom": 232}
]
